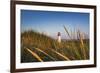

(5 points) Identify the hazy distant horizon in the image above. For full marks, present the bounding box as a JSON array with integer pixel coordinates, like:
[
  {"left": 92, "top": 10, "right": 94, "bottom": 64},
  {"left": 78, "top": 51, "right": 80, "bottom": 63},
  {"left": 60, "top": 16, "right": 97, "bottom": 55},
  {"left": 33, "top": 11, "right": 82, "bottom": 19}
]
[{"left": 21, "top": 10, "right": 90, "bottom": 39}]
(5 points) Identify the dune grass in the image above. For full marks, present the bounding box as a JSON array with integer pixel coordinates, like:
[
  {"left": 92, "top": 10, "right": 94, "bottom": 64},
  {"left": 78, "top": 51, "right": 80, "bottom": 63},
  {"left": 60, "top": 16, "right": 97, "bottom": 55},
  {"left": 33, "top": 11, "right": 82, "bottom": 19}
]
[{"left": 21, "top": 26, "right": 89, "bottom": 63}]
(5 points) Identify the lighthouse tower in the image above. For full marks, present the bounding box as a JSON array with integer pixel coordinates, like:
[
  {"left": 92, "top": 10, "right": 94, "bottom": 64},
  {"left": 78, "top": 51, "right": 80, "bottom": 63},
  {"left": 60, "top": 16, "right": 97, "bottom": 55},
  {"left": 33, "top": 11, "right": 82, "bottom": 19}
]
[{"left": 57, "top": 32, "right": 61, "bottom": 43}]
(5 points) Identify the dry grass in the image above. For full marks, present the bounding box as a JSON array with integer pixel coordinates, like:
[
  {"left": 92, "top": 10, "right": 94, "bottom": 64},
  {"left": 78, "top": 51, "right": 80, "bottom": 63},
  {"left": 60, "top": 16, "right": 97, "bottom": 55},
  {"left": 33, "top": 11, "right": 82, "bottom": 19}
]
[
  {"left": 50, "top": 48, "right": 70, "bottom": 60},
  {"left": 21, "top": 26, "right": 89, "bottom": 62},
  {"left": 26, "top": 48, "right": 43, "bottom": 62},
  {"left": 34, "top": 47, "right": 56, "bottom": 61}
]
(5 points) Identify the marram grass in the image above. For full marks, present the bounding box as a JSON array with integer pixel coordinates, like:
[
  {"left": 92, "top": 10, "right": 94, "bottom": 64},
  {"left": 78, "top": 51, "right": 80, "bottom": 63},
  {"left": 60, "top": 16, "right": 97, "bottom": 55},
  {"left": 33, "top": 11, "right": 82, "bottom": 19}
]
[{"left": 21, "top": 26, "right": 89, "bottom": 62}]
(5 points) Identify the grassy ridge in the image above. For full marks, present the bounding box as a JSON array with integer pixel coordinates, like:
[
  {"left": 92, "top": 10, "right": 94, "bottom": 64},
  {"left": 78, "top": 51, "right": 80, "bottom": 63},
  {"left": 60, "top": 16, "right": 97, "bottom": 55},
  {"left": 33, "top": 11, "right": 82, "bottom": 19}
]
[{"left": 21, "top": 27, "right": 89, "bottom": 63}]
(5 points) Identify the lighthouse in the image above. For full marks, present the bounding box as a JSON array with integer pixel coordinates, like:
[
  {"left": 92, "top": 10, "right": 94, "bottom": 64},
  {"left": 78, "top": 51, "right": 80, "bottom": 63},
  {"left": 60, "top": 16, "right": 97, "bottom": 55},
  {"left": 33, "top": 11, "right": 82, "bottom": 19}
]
[{"left": 57, "top": 32, "right": 61, "bottom": 43}]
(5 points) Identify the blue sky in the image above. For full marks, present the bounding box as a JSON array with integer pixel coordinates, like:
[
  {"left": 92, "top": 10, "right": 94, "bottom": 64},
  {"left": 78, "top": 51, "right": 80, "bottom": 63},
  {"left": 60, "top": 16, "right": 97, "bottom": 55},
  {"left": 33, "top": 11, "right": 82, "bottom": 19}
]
[{"left": 21, "top": 10, "right": 89, "bottom": 39}]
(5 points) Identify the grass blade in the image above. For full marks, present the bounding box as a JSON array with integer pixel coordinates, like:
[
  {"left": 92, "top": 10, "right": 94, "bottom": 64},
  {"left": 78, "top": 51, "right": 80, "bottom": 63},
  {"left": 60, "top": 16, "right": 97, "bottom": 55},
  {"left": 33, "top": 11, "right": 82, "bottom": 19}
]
[
  {"left": 63, "top": 25, "right": 71, "bottom": 39},
  {"left": 51, "top": 49, "right": 70, "bottom": 61},
  {"left": 26, "top": 48, "right": 43, "bottom": 62},
  {"left": 34, "top": 47, "right": 56, "bottom": 61}
]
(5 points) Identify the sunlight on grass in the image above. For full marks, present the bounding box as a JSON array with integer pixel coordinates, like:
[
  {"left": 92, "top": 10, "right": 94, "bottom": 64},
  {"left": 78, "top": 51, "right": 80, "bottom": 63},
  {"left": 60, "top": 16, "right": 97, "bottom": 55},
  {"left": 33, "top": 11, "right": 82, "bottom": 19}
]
[{"left": 21, "top": 26, "right": 89, "bottom": 63}]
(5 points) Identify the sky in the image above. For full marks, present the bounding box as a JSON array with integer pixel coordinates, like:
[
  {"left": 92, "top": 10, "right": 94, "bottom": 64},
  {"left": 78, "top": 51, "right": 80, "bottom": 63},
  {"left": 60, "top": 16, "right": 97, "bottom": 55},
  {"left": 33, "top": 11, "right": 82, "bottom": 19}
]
[{"left": 21, "top": 10, "right": 89, "bottom": 39}]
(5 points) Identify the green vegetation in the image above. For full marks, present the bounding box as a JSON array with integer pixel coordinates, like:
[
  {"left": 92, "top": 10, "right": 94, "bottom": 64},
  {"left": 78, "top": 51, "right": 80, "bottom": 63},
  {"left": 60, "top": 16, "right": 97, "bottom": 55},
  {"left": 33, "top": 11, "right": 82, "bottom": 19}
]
[{"left": 21, "top": 26, "right": 89, "bottom": 63}]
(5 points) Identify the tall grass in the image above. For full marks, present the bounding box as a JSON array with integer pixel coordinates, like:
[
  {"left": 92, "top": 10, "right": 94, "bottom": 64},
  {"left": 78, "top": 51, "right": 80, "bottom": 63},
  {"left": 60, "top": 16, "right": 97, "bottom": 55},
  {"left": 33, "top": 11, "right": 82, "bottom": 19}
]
[
  {"left": 63, "top": 26, "right": 89, "bottom": 59},
  {"left": 21, "top": 26, "right": 89, "bottom": 62}
]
